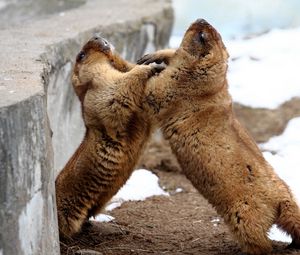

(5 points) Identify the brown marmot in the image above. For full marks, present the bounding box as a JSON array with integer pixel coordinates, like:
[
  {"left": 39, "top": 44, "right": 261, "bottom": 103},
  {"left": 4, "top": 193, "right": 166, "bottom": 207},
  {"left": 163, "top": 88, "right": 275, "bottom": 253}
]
[
  {"left": 55, "top": 36, "right": 161, "bottom": 238},
  {"left": 138, "top": 19, "right": 300, "bottom": 254}
]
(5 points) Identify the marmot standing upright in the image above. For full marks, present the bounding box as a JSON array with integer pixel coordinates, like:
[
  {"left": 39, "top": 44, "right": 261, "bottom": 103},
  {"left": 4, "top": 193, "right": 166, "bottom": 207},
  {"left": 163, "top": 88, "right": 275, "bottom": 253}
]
[
  {"left": 55, "top": 36, "right": 161, "bottom": 238},
  {"left": 138, "top": 19, "right": 300, "bottom": 254}
]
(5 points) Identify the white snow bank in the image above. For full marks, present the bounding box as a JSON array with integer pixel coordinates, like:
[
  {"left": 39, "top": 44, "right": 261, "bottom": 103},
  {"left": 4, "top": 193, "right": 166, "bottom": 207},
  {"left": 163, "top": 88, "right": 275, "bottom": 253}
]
[
  {"left": 106, "top": 169, "right": 169, "bottom": 211},
  {"left": 226, "top": 27, "right": 300, "bottom": 109},
  {"left": 261, "top": 117, "right": 300, "bottom": 243}
]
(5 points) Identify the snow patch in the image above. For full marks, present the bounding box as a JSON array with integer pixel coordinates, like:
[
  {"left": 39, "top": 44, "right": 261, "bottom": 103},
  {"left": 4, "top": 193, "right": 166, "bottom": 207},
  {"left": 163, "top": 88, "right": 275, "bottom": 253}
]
[
  {"left": 92, "top": 214, "right": 115, "bottom": 223},
  {"left": 106, "top": 201, "right": 122, "bottom": 211},
  {"left": 262, "top": 117, "right": 300, "bottom": 205},
  {"left": 106, "top": 169, "right": 168, "bottom": 211},
  {"left": 175, "top": 187, "right": 183, "bottom": 193},
  {"left": 261, "top": 117, "right": 300, "bottom": 154},
  {"left": 227, "top": 27, "right": 300, "bottom": 109},
  {"left": 261, "top": 117, "right": 300, "bottom": 242},
  {"left": 268, "top": 225, "right": 292, "bottom": 243},
  {"left": 211, "top": 218, "right": 220, "bottom": 227},
  {"left": 18, "top": 191, "right": 44, "bottom": 255}
]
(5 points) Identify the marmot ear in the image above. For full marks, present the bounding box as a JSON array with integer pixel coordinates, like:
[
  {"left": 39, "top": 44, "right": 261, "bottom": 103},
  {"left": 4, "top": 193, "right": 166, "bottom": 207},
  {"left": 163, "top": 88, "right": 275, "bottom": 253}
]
[{"left": 76, "top": 51, "right": 86, "bottom": 62}]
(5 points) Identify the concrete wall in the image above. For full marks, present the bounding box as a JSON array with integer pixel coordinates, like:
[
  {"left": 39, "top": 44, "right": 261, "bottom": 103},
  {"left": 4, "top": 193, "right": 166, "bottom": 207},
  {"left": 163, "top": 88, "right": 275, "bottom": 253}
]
[
  {"left": 0, "top": 96, "right": 56, "bottom": 255},
  {"left": 0, "top": 0, "right": 173, "bottom": 254}
]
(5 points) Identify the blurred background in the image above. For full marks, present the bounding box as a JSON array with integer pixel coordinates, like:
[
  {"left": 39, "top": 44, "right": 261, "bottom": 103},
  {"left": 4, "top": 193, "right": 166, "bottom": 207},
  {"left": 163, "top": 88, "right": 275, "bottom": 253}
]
[
  {"left": 172, "top": 0, "right": 300, "bottom": 41},
  {"left": 1, "top": 0, "right": 300, "bottom": 39}
]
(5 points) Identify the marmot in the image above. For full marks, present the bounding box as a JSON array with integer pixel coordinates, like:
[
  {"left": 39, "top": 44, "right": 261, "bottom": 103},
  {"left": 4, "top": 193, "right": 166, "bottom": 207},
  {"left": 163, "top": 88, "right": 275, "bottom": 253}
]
[
  {"left": 55, "top": 36, "right": 162, "bottom": 238},
  {"left": 138, "top": 19, "right": 300, "bottom": 254}
]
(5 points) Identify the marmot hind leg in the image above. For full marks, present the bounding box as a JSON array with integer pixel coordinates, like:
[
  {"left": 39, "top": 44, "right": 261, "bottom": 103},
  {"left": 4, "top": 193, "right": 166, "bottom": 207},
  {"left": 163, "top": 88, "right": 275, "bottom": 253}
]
[
  {"left": 276, "top": 200, "right": 300, "bottom": 249},
  {"left": 57, "top": 206, "right": 87, "bottom": 239},
  {"left": 227, "top": 206, "right": 273, "bottom": 254},
  {"left": 233, "top": 225, "right": 272, "bottom": 255}
]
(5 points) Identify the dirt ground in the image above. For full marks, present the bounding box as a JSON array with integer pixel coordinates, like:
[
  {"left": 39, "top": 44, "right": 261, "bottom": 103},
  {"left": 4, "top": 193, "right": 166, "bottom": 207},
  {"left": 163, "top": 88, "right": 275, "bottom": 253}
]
[{"left": 60, "top": 138, "right": 300, "bottom": 255}]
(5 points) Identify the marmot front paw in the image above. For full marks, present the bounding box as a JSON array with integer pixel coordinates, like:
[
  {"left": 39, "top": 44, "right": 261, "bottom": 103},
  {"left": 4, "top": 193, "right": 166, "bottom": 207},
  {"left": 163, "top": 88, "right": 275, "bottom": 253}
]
[
  {"left": 149, "top": 63, "right": 166, "bottom": 76},
  {"left": 137, "top": 53, "right": 164, "bottom": 65}
]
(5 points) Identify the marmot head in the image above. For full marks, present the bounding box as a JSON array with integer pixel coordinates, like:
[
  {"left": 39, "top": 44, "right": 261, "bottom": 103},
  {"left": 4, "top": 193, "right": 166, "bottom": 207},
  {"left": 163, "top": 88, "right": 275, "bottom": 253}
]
[
  {"left": 180, "top": 19, "right": 229, "bottom": 64},
  {"left": 72, "top": 35, "right": 114, "bottom": 102},
  {"left": 172, "top": 19, "right": 229, "bottom": 96}
]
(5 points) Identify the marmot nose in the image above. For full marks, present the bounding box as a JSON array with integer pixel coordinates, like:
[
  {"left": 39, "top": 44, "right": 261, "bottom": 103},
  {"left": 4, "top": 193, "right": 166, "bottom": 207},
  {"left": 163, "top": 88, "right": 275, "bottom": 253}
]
[
  {"left": 93, "top": 34, "right": 101, "bottom": 41},
  {"left": 93, "top": 35, "right": 108, "bottom": 46},
  {"left": 195, "top": 18, "right": 209, "bottom": 25},
  {"left": 102, "top": 39, "right": 109, "bottom": 46}
]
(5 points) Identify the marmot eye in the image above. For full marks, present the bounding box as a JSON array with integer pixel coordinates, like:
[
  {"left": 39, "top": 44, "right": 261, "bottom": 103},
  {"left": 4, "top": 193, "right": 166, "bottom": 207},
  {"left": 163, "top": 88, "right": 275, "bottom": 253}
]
[
  {"left": 198, "top": 32, "right": 206, "bottom": 44},
  {"left": 103, "top": 40, "right": 109, "bottom": 46},
  {"left": 77, "top": 51, "right": 86, "bottom": 62}
]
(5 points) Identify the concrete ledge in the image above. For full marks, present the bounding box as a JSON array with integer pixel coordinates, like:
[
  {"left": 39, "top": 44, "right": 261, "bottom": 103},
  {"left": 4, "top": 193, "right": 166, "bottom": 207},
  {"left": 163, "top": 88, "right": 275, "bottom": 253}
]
[{"left": 0, "top": 0, "right": 173, "bottom": 254}]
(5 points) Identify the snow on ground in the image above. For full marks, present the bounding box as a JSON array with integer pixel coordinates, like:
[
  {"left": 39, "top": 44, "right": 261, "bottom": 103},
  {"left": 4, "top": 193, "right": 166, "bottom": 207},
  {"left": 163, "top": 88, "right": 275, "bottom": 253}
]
[
  {"left": 268, "top": 225, "right": 292, "bottom": 243},
  {"left": 105, "top": 169, "right": 168, "bottom": 211},
  {"left": 260, "top": 117, "right": 300, "bottom": 243},
  {"left": 171, "top": 27, "right": 300, "bottom": 109},
  {"left": 93, "top": 169, "right": 168, "bottom": 222},
  {"left": 262, "top": 117, "right": 300, "bottom": 204},
  {"left": 92, "top": 214, "right": 115, "bottom": 223},
  {"left": 175, "top": 187, "right": 183, "bottom": 193},
  {"left": 226, "top": 27, "right": 300, "bottom": 109}
]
